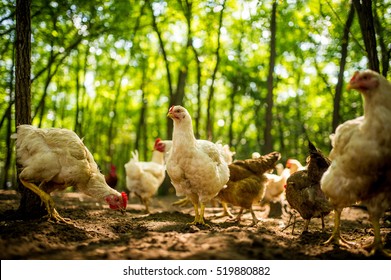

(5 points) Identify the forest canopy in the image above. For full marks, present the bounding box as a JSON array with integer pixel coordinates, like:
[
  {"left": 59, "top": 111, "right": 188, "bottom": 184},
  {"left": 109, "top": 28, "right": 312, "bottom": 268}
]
[{"left": 1, "top": 0, "right": 390, "bottom": 190}]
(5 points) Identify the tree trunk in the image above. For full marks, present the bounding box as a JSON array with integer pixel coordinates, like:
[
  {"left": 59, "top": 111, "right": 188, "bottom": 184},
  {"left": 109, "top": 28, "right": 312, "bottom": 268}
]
[
  {"left": 373, "top": 0, "right": 390, "bottom": 77},
  {"left": 352, "top": 0, "right": 380, "bottom": 72},
  {"left": 332, "top": 2, "right": 355, "bottom": 132},
  {"left": 149, "top": 3, "right": 174, "bottom": 140},
  {"left": 263, "top": 0, "right": 277, "bottom": 153},
  {"left": 193, "top": 45, "right": 202, "bottom": 139},
  {"left": 1, "top": 41, "right": 15, "bottom": 189},
  {"left": 206, "top": 0, "right": 226, "bottom": 141},
  {"left": 135, "top": 61, "right": 148, "bottom": 157},
  {"left": 15, "top": 0, "right": 46, "bottom": 219}
]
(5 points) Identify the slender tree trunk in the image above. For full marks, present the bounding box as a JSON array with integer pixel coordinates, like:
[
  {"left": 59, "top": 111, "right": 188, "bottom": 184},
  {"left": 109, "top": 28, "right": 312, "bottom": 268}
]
[
  {"left": 74, "top": 50, "right": 82, "bottom": 135},
  {"left": 332, "top": 2, "right": 355, "bottom": 132},
  {"left": 373, "top": 0, "right": 390, "bottom": 77},
  {"left": 1, "top": 41, "right": 15, "bottom": 189},
  {"left": 228, "top": 80, "right": 238, "bottom": 148},
  {"left": 263, "top": 0, "right": 277, "bottom": 153},
  {"left": 185, "top": 2, "right": 202, "bottom": 139},
  {"left": 352, "top": 0, "right": 380, "bottom": 72},
  {"left": 193, "top": 45, "right": 202, "bottom": 139},
  {"left": 149, "top": 2, "right": 174, "bottom": 140},
  {"left": 228, "top": 28, "right": 244, "bottom": 148},
  {"left": 206, "top": 0, "right": 225, "bottom": 141},
  {"left": 135, "top": 61, "right": 148, "bottom": 157},
  {"left": 15, "top": 0, "right": 31, "bottom": 126},
  {"left": 15, "top": 0, "right": 46, "bottom": 219},
  {"left": 173, "top": 0, "right": 193, "bottom": 108}
]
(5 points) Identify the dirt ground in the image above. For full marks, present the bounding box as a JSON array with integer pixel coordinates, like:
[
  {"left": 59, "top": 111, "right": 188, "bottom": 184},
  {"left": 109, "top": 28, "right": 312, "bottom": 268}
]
[{"left": 0, "top": 189, "right": 390, "bottom": 260}]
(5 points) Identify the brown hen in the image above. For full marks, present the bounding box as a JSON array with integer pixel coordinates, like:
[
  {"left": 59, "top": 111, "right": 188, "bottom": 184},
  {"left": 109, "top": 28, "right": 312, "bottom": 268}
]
[
  {"left": 217, "top": 151, "right": 281, "bottom": 225},
  {"left": 285, "top": 141, "right": 332, "bottom": 233}
]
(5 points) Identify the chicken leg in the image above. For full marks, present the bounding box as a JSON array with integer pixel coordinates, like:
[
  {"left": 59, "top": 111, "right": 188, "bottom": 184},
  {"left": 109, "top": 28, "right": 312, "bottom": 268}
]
[
  {"left": 20, "top": 179, "right": 71, "bottom": 224},
  {"left": 188, "top": 202, "right": 209, "bottom": 226},
  {"left": 136, "top": 194, "right": 150, "bottom": 213},
  {"left": 303, "top": 219, "right": 311, "bottom": 232},
  {"left": 227, "top": 207, "right": 259, "bottom": 226},
  {"left": 249, "top": 207, "right": 260, "bottom": 226},
  {"left": 214, "top": 201, "right": 234, "bottom": 218},
  {"left": 363, "top": 214, "right": 391, "bottom": 257},
  {"left": 172, "top": 197, "right": 191, "bottom": 207},
  {"left": 324, "top": 209, "right": 354, "bottom": 247}
]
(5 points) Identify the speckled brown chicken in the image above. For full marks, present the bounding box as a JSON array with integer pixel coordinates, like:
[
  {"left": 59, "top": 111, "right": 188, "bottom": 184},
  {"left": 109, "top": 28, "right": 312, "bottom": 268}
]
[
  {"left": 285, "top": 141, "right": 332, "bottom": 233},
  {"left": 217, "top": 151, "right": 281, "bottom": 225}
]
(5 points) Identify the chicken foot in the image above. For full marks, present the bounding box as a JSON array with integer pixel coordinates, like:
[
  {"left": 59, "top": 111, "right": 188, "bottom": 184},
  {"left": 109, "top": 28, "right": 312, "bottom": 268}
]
[
  {"left": 362, "top": 215, "right": 391, "bottom": 257},
  {"left": 143, "top": 199, "right": 150, "bottom": 214},
  {"left": 323, "top": 209, "right": 355, "bottom": 248},
  {"left": 227, "top": 207, "right": 259, "bottom": 226},
  {"left": 281, "top": 212, "right": 298, "bottom": 234},
  {"left": 321, "top": 214, "right": 326, "bottom": 232},
  {"left": 172, "top": 197, "right": 191, "bottom": 207},
  {"left": 302, "top": 219, "right": 311, "bottom": 232},
  {"left": 188, "top": 202, "right": 209, "bottom": 227},
  {"left": 136, "top": 194, "right": 150, "bottom": 214},
  {"left": 214, "top": 202, "right": 234, "bottom": 219},
  {"left": 249, "top": 207, "right": 260, "bottom": 226},
  {"left": 20, "top": 179, "right": 72, "bottom": 224}
]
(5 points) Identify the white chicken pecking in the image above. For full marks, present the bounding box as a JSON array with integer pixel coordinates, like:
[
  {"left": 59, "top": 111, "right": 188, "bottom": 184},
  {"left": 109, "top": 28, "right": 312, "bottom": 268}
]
[
  {"left": 166, "top": 105, "right": 230, "bottom": 225},
  {"left": 124, "top": 138, "right": 167, "bottom": 213},
  {"left": 321, "top": 70, "right": 391, "bottom": 256},
  {"left": 16, "top": 125, "right": 128, "bottom": 223}
]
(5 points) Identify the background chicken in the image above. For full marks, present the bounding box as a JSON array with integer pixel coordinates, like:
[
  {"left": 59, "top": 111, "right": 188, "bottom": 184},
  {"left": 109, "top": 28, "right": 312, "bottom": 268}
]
[
  {"left": 124, "top": 138, "right": 167, "bottom": 213},
  {"left": 105, "top": 164, "right": 118, "bottom": 189},
  {"left": 16, "top": 125, "right": 128, "bottom": 223},
  {"left": 285, "top": 141, "right": 332, "bottom": 233},
  {"left": 263, "top": 166, "right": 291, "bottom": 204},
  {"left": 166, "top": 105, "right": 230, "bottom": 225},
  {"left": 216, "top": 151, "right": 281, "bottom": 225},
  {"left": 286, "top": 158, "right": 306, "bottom": 174},
  {"left": 321, "top": 70, "right": 391, "bottom": 255}
]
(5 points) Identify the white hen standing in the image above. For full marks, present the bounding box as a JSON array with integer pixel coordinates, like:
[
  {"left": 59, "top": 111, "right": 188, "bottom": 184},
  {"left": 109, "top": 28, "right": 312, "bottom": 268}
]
[
  {"left": 321, "top": 70, "right": 391, "bottom": 255},
  {"left": 166, "top": 105, "right": 230, "bottom": 225},
  {"left": 16, "top": 125, "right": 128, "bottom": 223},
  {"left": 124, "top": 138, "right": 167, "bottom": 213}
]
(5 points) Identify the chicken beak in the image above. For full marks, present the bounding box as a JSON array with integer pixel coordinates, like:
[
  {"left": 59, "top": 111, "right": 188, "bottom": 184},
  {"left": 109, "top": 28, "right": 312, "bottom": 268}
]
[
  {"left": 347, "top": 71, "right": 359, "bottom": 91},
  {"left": 167, "top": 112, "right": 173, "bottom": 118}
]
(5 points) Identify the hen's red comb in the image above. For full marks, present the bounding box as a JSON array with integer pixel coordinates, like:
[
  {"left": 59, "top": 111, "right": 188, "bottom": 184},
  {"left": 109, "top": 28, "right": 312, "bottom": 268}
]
[
  {"left": 154, "top": 138, "right": 161, "bottom": 145},
  {"left": 121, "top": 192, "right": 128, "bottom": 208},
  {"left": 169, "top": 105, "right": 175, "bottom": 112}
]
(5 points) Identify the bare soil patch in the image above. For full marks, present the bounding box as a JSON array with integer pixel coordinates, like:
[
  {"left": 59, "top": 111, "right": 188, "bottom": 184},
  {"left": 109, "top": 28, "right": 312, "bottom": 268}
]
[{"left": 0, "top": 190, "right": 390, "bottom": 259}]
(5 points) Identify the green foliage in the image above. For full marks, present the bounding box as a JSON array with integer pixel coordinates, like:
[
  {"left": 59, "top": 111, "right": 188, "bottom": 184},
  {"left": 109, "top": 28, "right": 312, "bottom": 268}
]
[{"left": 1, "top": 0, "right": 390, "bottom": 189}]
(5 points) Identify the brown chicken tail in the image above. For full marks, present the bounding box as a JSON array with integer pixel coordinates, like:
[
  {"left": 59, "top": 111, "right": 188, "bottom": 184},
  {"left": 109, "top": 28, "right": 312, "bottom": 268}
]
[{"left": 232, "top": 151, "right": 281, "bottom": 176}]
